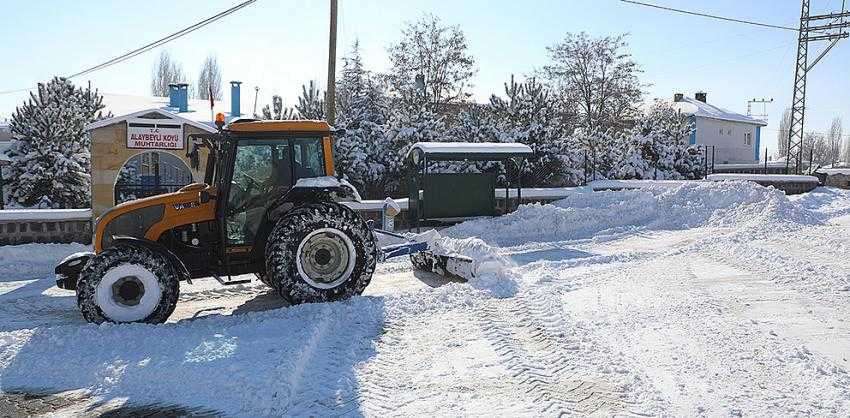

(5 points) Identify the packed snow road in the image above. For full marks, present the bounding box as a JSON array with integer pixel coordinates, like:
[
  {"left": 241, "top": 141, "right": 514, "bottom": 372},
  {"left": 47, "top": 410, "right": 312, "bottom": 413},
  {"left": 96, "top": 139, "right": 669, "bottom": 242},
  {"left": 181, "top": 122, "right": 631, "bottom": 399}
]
[{"left": 1, "top": 182, "right": 850, "bottom": 416}]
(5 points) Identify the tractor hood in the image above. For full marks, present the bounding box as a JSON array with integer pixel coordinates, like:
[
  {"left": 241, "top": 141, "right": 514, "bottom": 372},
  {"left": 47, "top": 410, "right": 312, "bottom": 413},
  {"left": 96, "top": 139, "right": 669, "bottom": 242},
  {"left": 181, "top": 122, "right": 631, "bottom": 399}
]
[{"left": 94, "top": 183, "right": 216, "bottom": 252}]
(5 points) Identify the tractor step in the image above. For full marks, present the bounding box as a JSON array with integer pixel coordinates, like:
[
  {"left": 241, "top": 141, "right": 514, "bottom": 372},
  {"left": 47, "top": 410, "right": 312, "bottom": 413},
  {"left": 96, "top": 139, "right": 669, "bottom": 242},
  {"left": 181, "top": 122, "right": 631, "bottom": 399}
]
[{"left": 212, "top": 274, "right": 253, "bottom": 286}]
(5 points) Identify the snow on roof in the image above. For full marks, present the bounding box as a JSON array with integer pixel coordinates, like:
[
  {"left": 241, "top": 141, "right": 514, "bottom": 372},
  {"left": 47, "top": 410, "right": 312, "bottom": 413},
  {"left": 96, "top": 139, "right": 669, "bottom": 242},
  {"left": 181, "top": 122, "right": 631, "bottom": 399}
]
[
  {"left": 671, "top": 97, "right": 767, "bottom": 126},
  {"left": 407, "top": 142, "right": 533, "bottom": 159},
  {"left": 85, "top": 92, "right": 256, "bottom": 132}
]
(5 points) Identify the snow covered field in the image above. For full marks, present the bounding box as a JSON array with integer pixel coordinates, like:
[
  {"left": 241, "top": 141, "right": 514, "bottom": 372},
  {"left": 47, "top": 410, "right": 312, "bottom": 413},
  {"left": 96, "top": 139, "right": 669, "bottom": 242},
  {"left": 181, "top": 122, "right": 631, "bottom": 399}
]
[{"left": 1, "top": 181, "right": 850, "bottom": 416}]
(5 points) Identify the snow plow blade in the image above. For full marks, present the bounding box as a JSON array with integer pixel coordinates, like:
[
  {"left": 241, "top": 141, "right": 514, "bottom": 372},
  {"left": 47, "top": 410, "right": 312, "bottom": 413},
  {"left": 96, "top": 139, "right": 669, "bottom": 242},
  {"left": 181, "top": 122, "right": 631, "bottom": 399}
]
[
  {"left": 374, "top": 228, "right": 477, "bottom": 281},
  {"left": 410, "top": 251, "right": 475, "bottom": 281}
]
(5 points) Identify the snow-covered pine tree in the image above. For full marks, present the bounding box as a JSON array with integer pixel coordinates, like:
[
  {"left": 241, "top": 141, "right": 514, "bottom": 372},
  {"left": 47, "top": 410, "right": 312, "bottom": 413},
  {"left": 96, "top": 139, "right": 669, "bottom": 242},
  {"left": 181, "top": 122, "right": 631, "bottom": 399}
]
[
  {"left": 613, "top": 101, "right": 701, "bottom": 180},
  {"left": 383, "top": 105, "right": 445, "bottom": 195},
  {"left": 4, "top": 77, "right": 105, "bottom": 208},
  {"left": 490, "top": 75, "right": 582, "bottom": 186},
  {"left": 332, "top": 43, "right": 392, "bottom": 198}
]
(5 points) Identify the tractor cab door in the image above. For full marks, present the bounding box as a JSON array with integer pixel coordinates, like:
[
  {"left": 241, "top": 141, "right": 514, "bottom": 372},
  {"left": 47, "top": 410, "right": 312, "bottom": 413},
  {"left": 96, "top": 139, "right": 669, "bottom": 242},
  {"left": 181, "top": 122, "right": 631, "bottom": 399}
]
[
  {"left": 224, "top": 140, "right": 293, "bottom": 251},
  {"left": 218, "top": 136, "right": 327, "bottom": 272}
]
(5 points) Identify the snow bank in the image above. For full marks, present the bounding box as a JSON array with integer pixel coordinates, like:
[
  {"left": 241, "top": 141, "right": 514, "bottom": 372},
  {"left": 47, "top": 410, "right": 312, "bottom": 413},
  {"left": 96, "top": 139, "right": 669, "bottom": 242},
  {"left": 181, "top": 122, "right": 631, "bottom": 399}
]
[
  {"left": 0, "top": 243, "right": 90, "bottom": 280},
  {"left": 443, "top": 181, "right": 822, "bottom": 247}
]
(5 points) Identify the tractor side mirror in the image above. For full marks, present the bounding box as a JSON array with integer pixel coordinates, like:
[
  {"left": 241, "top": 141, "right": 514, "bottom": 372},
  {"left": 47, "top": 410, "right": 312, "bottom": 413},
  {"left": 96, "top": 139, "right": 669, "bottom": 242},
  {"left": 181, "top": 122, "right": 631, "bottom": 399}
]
[{"left": 199, "top": 190, "right": 214, "bottom": 204}]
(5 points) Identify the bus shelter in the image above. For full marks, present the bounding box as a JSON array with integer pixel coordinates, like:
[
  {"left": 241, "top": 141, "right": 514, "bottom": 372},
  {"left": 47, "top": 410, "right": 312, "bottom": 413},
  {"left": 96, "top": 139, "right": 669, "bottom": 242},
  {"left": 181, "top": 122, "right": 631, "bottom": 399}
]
[{"left": 405, "top": 142, "right": 533, "bottom": 231}]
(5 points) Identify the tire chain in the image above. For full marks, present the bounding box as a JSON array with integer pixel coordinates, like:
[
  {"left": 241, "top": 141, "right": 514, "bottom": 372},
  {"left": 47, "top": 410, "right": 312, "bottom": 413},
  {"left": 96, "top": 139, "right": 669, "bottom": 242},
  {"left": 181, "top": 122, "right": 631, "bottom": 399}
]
[{"left": 0, "top": 390, "right": 225, "bottom": 418}]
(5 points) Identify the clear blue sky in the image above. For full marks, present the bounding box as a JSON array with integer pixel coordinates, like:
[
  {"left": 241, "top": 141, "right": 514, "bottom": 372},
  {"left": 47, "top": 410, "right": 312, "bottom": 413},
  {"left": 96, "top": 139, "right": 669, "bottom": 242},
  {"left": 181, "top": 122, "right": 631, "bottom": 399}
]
[{"left": 1, "top": 0, "right": 848, "bottom": 154}]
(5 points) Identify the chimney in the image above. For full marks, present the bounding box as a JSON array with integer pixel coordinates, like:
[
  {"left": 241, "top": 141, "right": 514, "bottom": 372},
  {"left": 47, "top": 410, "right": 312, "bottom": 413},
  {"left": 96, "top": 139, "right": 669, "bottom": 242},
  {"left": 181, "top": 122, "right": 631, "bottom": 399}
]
[
  {"left": 177, "top": 83, "right": 189, "bottom": 112},
  {"left": 695, "top": 91, "right": 707, "bottom": 103},
  {"left": 168, "top": 83, "right": 180, "bottom": 108},
  {"left": 674, "top": 93, "right": 684, "bottom": 102},
  {"left": 230, "top": 81, "right": 242, "bottom": 117}
]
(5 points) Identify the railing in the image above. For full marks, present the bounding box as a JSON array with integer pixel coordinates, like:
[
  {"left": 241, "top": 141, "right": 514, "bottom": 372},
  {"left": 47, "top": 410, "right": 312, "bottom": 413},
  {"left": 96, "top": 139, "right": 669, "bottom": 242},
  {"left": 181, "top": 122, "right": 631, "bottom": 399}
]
[{"left": 114, "top": 184, "right": 188, "bottom": 205}]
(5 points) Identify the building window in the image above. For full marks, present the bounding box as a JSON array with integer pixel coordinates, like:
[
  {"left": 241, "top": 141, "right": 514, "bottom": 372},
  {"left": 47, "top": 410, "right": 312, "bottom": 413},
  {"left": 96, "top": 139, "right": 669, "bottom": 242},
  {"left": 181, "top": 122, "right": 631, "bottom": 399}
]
[
  {"left": 744, "top": 132, "right": 752, "bottom": 145},
  {"left": 727, "top": 128, "right": 732, "bottom": 136},
  {"left": 719, "top": 128, "right": 724, "bottom": 136}
]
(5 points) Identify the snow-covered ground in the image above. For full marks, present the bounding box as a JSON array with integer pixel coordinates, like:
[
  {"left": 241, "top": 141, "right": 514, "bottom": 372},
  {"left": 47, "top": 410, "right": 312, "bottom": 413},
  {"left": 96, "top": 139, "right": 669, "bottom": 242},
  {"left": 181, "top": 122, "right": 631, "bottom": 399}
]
[{"left": 1, "top": 181, "right": 850, "bottom": 416}]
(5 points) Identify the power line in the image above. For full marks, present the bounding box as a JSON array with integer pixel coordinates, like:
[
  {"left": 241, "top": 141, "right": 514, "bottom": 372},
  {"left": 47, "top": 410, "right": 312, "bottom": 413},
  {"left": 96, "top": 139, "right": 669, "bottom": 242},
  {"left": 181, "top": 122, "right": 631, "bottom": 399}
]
[
  {"left": 619, "top": 0, "right": 799, "bottom": 32},
  {"left": 0, "top": 0, "right": 257, "bottom": 96}
]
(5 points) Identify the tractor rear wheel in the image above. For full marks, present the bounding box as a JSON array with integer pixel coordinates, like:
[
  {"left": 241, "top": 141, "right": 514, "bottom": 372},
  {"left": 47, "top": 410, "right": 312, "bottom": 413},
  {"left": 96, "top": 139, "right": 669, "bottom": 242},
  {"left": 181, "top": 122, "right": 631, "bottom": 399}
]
[
  {"left": 76, "top": 244, "right": 180, "bottom": 324},
  {"left": 265, "top": 202, "right": 377, "bottom": 304}
]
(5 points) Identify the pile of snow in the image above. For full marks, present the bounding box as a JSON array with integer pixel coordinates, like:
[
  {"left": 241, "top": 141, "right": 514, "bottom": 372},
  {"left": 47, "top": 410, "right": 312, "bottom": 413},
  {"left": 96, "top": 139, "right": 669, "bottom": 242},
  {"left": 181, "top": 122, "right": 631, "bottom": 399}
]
[
  {"left": 790, "top": 187, "right": 850, "bottom": 217},
  {"left": 442, "top": 181, "right": 822, "bottom": 247},
  {"left": 0, "top": 243, "right": 89, "bottom": 280}
]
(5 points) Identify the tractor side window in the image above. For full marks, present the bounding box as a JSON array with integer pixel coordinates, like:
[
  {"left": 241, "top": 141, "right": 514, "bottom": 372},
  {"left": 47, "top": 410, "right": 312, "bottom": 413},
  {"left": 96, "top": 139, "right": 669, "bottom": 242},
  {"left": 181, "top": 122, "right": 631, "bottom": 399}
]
[
  {"left": 293, "top": 138, "right": 325, "bottom": 179},
  {"left": 226, "top": 142, "right": 290, "bottom": 245}
]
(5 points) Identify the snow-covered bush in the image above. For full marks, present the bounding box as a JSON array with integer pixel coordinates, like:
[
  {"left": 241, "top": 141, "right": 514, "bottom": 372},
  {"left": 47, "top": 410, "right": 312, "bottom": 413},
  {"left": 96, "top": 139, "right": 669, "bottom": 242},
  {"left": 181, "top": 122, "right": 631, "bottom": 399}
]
[
  {"left": 616, "top": 101, "right": 702, "bottom": 180},
  {"left": 3, "top": 77, "right": 106, "bottom": 208}
]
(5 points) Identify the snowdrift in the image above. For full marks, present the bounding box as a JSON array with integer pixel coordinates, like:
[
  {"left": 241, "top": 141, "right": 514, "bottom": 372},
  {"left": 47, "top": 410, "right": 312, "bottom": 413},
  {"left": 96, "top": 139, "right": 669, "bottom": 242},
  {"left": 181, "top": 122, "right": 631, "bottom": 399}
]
[
  {"left": 0, "top": 243, "right": 89, "bottom": 281},
  {"left": 443, "top": 181, "right": 823, "bottom": 247}
]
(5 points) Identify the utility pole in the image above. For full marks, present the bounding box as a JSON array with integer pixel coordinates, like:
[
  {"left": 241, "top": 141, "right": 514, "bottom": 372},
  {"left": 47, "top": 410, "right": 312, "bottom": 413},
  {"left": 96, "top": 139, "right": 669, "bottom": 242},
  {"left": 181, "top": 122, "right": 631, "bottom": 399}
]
[
  {"left": 326, "top": 0, "right": 338, "bottom": 126},
  {"left": 786, "top": 0, "right": 850, "bottom": 174},
  {"left": 253, "top": 86, "right": 259, "bottom": 117}
]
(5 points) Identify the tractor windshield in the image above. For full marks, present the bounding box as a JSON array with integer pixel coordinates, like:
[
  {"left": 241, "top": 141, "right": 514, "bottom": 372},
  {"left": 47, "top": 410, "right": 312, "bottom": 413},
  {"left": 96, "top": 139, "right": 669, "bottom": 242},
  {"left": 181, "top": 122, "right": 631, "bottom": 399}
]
[{"left": 225, "top": 137, "right": 326, "bottom": 245}]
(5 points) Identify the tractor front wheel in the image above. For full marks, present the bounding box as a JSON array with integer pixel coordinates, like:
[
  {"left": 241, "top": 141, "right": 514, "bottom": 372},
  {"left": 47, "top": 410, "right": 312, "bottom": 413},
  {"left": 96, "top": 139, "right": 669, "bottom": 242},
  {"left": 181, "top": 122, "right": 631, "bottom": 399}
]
[
  {"left": 76, "top": 244, "right": 180, "bottom": 324},
  {"left": 266, "top": 202, "right": 377, "bottom": 304}
]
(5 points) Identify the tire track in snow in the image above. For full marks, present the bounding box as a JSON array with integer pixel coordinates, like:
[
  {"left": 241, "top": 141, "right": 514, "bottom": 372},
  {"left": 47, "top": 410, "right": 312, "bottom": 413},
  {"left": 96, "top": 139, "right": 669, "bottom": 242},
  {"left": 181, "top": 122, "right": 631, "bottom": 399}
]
[
  {"left": 357, "top": 317, "right": 431, "bottom": 416},
  {"left": 272, "top": 301, "right": 385, "bottom": 417},
  {"left": 476, "top": 293, "right": 647, "bottom": 417}
]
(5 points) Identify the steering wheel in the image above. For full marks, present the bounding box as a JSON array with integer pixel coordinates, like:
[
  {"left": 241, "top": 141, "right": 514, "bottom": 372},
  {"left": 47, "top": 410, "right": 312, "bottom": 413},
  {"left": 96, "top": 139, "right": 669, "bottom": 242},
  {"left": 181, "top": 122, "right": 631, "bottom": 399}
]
[{"left": 237, "top": 172, "right": 262, "bottom": 192}]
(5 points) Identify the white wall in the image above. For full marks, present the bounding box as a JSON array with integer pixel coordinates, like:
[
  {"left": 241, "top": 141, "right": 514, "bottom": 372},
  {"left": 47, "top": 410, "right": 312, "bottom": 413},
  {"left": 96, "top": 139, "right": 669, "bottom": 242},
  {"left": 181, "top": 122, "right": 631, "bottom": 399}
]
[{"left": 694, "top": 118, "right": 759, "bottom": 164}]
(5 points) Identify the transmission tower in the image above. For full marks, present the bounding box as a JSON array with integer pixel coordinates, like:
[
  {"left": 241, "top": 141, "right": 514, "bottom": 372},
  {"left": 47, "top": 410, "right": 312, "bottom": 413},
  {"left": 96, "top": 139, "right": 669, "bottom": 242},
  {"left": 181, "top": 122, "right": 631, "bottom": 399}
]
[{"left": 786, "top": 0, "right": 850, "bottom": 173}]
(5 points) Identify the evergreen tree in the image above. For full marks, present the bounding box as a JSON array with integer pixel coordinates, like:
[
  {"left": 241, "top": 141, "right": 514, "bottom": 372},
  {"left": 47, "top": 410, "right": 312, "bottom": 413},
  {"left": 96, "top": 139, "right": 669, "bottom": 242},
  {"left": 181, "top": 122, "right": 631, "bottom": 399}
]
[
  {"left": 260, "top": 95, "right": 297, "bottom": 120},
  {"left": 296, "top": 81, "right": 325, "bottom": 120},
  {"left": 4, "top": 78, "right": 105, "bottom": 208},
  {"left": 612, "top": 101, "right": 701, "bottom": 180},
  {"left": 490, "top": 75, "right": 582, "bottom": 186}
]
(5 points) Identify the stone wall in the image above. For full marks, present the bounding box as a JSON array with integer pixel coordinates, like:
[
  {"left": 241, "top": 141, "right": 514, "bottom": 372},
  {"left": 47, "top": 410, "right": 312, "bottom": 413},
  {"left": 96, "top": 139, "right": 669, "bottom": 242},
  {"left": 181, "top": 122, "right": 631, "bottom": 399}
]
[{"left": 0, "top": 216, "right": 92, "bottom": 245}]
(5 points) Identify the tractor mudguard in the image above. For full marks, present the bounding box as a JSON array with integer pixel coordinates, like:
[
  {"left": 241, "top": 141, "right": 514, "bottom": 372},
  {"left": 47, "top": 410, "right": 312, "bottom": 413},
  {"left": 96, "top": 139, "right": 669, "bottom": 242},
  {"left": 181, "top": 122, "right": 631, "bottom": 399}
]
[
  {"left": 282, "top": 176, "right": 360, "bottom": 206},
  {"left": 55, "top": 252, "right": 94, "bottom": 290},
  {"left": 109, "top": 236, "right": 192, "bottom": 283}
]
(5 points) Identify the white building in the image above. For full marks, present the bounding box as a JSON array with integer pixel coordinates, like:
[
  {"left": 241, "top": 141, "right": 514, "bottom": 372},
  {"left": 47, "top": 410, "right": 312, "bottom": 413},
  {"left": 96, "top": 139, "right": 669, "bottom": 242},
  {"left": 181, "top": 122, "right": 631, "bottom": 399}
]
[{"left": 671, "top": 92, "right": 767, "bottom": 164}]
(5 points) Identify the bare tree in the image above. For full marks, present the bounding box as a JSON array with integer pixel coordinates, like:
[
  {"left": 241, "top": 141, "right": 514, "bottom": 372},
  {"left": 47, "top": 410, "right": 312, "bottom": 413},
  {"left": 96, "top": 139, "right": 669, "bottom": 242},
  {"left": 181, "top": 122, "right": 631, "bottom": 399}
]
[
  {"left": 197, "top": 55, "right": 223, "bottom": 101},
  {"left": 542, "top": 32, "right": 643, "bottom": 132},
  {"left": 150, "top": 51, "right": 186, "bottom": 97},
  {"left": 777, "top": 108, "right": 791, "bottom": 158},
  {"left": 804, "top": 132, "right": 830, "bottom": 168},
  {"left": 827, "top": 117, "right": 843, "bottom": 166},
  {"left": 385, "top": 14, "right": 476, "bottom": 112}
]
